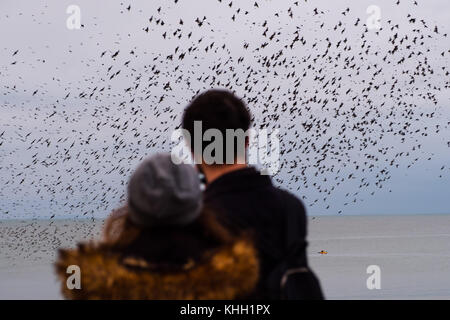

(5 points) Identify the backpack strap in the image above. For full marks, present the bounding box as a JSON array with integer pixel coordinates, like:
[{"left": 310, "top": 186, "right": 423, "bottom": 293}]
[{"left": 280, "top": 267, "right": 309, "bottom": 289}]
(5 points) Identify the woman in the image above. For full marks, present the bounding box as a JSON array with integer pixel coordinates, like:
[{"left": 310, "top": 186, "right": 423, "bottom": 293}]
[{"left": 55, "top": 153, "right": 259, "bottom": 299}]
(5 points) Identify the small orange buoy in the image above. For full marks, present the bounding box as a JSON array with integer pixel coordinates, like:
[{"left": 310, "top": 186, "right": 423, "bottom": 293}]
[{"left": 318, "top": 250, "right": 328, "bottom": 254}]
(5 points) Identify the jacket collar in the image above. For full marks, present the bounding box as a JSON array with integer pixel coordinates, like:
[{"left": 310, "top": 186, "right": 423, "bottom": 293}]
[{"left": 204, "top": 166, "right": 273, "bottom": 200}]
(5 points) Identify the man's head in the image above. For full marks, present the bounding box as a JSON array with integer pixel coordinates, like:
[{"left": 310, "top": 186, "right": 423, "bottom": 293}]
[{"left": 182, "top": 89, "right": 252, "bottom": 172}]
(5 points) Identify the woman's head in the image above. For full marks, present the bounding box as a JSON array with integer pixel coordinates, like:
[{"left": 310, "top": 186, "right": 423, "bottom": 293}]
[
  {"left": 102, "top": 153, "right": 233, "bottom": 249},
  {"left": 127, "top": 153, "right": 203, "bottom": 227}
]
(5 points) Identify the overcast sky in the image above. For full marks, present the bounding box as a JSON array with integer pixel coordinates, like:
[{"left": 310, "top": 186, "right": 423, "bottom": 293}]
[{"left": 0, "top": 0, "right": 449, "bottom": 218}]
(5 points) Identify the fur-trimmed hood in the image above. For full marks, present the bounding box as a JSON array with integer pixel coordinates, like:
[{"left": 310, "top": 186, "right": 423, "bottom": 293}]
[{"left": 55, "top": 239, "right": 259, "bottom": 300}]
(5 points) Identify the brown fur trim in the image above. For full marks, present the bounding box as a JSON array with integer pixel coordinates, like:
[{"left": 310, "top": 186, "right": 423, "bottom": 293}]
[{"left": 54, "top": 239, "right": 259, "bottom": 300}]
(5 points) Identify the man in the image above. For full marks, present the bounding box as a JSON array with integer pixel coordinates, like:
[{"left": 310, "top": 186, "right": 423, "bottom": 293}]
[{"left": 181, "top": 89, "right": 323, "bottom": 299}]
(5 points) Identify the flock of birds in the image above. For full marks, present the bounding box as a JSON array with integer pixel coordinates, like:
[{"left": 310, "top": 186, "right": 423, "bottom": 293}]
[{"left": 0, "top": 0, "right": 449, "bottom": 231}]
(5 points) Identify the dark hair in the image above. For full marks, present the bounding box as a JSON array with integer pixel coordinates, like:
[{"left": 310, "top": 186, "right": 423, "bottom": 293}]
[{"left": 182, "top": 89, "right": 252, "bottom": 165}]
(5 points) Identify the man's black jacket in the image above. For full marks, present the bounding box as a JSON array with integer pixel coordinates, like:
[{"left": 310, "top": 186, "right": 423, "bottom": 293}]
[{"left": 204, "top": 166, "right": 323, "bottom": 299}]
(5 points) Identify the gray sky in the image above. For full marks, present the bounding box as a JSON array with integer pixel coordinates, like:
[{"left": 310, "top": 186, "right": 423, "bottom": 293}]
[{"left": 0, "top": 0, "right": 449, "bottom": 219}]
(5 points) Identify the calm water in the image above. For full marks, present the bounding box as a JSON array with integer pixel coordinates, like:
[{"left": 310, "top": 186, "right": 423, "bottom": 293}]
[{"left": 1, "top": 215, "right": 450, "bottom": 299}]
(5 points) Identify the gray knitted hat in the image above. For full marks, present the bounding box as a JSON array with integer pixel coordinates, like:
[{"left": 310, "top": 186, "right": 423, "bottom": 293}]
[{"left": 127, "top": 153, "right": 202, "bottom": 227}]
